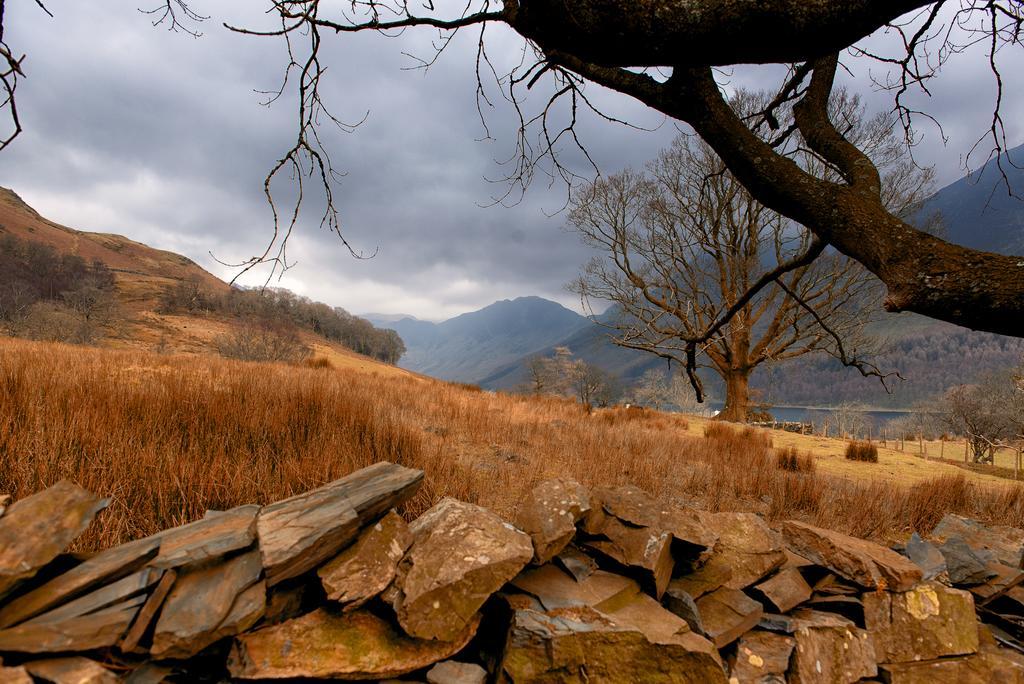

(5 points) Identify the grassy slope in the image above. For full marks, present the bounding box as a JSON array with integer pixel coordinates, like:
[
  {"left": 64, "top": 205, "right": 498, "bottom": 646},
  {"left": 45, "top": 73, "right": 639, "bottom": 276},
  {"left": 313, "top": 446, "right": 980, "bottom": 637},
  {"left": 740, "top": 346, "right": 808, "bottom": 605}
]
[
  {"left": 0, "top": 187, "right": 415, "bottom": 379},
  {"left": 3, "top": 337, "right": 1022, "bottom": 552}
]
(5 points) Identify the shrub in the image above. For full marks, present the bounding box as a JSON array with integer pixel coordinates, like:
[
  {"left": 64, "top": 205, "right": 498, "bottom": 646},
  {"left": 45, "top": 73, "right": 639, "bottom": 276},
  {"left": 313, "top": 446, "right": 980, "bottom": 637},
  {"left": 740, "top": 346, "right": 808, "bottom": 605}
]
[
  {"left": 845, "top": 440, "right": 879, "bottom": 463},
  {"left": 214, "top": 324, "right": 310, "bottom": 364},
  {"left": 776, "top": 446, "right": 815, "bottom": 473},
  {"left": 304, "top": 357, "right": 334, "bottom": 370}
]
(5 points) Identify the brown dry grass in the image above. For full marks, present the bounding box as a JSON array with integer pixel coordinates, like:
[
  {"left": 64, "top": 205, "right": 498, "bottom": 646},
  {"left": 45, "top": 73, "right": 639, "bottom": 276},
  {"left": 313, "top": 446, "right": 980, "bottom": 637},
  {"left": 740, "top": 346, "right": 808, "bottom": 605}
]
[{"left": 3, "top": 337, "right": 1024, "bottom": 551}]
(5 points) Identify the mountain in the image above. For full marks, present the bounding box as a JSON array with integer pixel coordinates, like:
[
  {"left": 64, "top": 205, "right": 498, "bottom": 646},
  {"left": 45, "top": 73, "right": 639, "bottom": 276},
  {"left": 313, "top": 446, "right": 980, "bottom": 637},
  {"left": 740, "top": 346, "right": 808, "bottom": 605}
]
[
  {"left": 912, "top": 143, "right": 1024, "bottom": 254},
  {"left": 367, "top": 297, "right": 591, "bottom": 382},
  {"left": 478, "top": 305, "right": 664, "bottom": 390}
]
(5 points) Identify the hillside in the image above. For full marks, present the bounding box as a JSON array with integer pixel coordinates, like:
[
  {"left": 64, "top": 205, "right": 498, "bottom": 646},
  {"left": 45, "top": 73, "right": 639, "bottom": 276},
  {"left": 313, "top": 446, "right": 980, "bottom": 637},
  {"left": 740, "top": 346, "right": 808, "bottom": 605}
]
[
  {"left": 0, "top": 188, "right": 414, "bottom": 376},
  {"left": 366, "top": 297, "right": 590, "bottom": 382}
]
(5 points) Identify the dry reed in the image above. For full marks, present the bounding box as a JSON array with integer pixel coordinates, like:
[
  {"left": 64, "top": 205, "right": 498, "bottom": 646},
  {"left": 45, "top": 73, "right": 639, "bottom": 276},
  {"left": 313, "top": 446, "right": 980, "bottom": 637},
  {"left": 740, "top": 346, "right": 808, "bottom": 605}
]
[
  {"left": 845, "top": 441, "right": 880, "bottom": 463},
  {"left": 2, "top": 338, "right": 1022, "bottom": 550}
]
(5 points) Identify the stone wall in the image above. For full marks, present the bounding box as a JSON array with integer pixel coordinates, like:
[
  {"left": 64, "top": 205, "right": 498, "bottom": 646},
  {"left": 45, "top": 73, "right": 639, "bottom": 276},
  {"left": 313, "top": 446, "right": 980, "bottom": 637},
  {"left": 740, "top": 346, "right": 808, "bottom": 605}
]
[{"left": 1, "top": 462, "right": 1023, "bottom": 682}]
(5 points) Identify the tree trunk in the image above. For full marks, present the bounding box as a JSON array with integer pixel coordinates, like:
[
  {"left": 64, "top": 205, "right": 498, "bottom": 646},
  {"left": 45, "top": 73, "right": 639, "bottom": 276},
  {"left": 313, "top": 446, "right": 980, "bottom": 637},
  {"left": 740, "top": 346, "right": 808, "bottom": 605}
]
[{"left": 718, "top": 371, "right": 750, "bottom": 422}]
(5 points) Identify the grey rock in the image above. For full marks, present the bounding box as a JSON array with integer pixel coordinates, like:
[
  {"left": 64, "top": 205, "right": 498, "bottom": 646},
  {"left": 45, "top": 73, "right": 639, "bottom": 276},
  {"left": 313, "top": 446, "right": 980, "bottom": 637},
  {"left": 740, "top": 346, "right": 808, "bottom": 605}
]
[{"left": 905, "top": 532, "right": 948, "bottom": 582}]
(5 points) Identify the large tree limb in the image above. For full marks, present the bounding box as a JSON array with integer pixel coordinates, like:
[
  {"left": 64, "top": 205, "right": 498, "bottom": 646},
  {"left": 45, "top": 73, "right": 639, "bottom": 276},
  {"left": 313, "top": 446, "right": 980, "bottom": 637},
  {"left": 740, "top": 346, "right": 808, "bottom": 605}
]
[
  {"left": 509, "top": 0, "right": 933, "bottom": 67},
  {"left": 552, "top": 53, "right": 1024, "bottom": 337}
]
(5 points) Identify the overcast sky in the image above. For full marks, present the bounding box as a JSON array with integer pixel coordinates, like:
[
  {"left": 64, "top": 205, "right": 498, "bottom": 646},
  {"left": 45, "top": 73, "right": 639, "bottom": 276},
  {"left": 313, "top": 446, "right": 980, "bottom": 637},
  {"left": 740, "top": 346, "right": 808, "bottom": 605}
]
[{"left": 1, "top": 2, "right": 1021, "bottom": 320}]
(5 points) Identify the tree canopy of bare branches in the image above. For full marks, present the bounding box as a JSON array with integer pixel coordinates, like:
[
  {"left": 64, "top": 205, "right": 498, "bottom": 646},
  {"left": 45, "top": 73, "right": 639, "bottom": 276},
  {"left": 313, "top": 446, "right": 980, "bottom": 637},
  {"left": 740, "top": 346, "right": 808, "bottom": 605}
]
[
  {"left": 568, "top": 92, "right": 931, "bottom": 418},
  {"left": 4, "top": 1, "right": 1024, "bottom": 338}
]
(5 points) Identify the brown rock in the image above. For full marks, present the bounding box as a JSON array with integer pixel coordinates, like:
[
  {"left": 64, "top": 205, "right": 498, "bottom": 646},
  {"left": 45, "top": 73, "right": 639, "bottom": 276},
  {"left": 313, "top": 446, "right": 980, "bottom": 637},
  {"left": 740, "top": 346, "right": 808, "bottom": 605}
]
[
  {"left": 554, "top": 544, "right": 598, "bottom": 582},
  {"left": 499, "top": 605, "right": 727, "bottom": 683},
  {"left": 696, "top": 586, "right": 764, "bottom": 648},
  {"left": 318, "top": 509, "right": 412, "bottom": 609},
  {"left": 755, "top": 567, "right": 813, "bottom": 613},
  {"left": 968, "top": 561, "right": 1024, "bottom": 604},
  {"left": 0, "top": 494, "right": 10, "bottom": 519},
  {"left": 151, "top": 503, "right": 259, "bottom": 570},
  {"left": 22, "top": 567, "right": 162, "bottom": 628},
  {"left": 589, "top": 484, "right": 717, "bottom": 549},
  {"left": 606, "top": 590, "right": 720, "bottom": 661},
  {"left": 731, "top": 630, "right": 795, "bottom": 684},
  {"left": 0, "top": 665, "right": 31, "bottom": 683},
  {"left": 228, "top": 607, "right": 480, "bottom": 680},
  {"left": 878, "top": 642, "right": 1024, "bottom": 683},
  {"left": 426, "top": 660, "right": 487, "bottom": 684},
  {"left": 670, "top": 561, "right": 733, "bottom": 600},
  {"left": 511, "top": 564, "right": 640, "bottom": 613},
  {"left": 583, "top": 515, "right": 674, "bottom": 598},
  {"left": 789, "top": 612, "right": 877, "bottom": 683},
  {"left": 783, "top": 521, "right": 922, "bottom": 591},
  {"left": 863, "top": 581, "right": 979, "bottom": 663},
  {"left": 0, "top": 535, "right": 160, "bottom": 628},
  {"left": 262, "top": 581, "right": 310, "bottom": 626},
  {"left": 0, "top": 600, "right": 141, "bottom": 653},
  {"left": 0, "top": 481, "right": 108, "bottom": 599},
  {"left": 125, "top": 663, "right": 175, "bottom": 684},
  {"left": 257, "top": 462, "right": 423, "bottom": 586},
  {"left": 803, "top": 594, "right": 863, "bottom": 624},
  {"left": 22, "top": 657, "right": 120, "bottom": 684},
  {"left": 700, "top": 512, "right": 787, "bottom": 590},
  {"left": 515, "top": 479, "right": 591, "bottom": 564},
  {"left": 391, "top": 497, "right": 533, "bottom": 641},
  {"left": 120, "top": 569, "right": 178, "bottom": 653},
  {"left": 663, "top": 584, "right": 705, "bottom": 635},
  {"left": 151, "top": 549, "right": 264, "bottom": 659},
  {"left": 931, "top": 514, "right": 1024, "bottom": 568}
]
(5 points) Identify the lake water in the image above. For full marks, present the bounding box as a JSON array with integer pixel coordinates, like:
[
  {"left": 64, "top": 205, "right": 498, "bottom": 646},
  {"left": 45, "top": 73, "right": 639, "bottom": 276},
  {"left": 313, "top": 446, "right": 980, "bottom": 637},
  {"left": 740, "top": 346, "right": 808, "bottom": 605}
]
[{"left": 705, "top": 402, "right": 911, "bottom": 429}]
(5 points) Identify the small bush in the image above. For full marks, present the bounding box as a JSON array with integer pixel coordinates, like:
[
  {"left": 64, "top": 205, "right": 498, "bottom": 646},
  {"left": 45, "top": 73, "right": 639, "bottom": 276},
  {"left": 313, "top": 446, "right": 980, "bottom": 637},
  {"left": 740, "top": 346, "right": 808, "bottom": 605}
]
[
  {"left": 776, "top": 447, "right": 815, "bottom": 473},
  {"left": 453, "top": 382, "right": 483, "bottom": 392},
  {"left": 845, "top": 440, "right": 879, "bottom": 463},
  {"left": 214, "top": 324, "right": 310, "bottom": 364},
  {"left": 304, "top": 357, "right": 334, "bottom": 370}
]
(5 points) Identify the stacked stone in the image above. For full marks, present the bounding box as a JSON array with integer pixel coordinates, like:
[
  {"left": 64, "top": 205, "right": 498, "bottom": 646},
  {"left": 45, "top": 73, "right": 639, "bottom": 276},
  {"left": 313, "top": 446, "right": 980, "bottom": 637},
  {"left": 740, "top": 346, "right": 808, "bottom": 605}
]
[{"left": 1, "top": 466, "right": 1024, "bottom": 682}]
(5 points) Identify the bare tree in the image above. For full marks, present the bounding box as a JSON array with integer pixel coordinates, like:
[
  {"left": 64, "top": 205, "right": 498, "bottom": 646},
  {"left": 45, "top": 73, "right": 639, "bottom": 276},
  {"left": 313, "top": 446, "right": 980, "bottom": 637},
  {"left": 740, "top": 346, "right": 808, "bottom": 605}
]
[
  {"left": 941, "top": 377, "right": 1013, "bottom": 463},
  {"left": 568, "top": 93, "right": 925, "bottom": 420},
  {"left": 5, "top": 3, "right": 1024, "bottom": 340}
]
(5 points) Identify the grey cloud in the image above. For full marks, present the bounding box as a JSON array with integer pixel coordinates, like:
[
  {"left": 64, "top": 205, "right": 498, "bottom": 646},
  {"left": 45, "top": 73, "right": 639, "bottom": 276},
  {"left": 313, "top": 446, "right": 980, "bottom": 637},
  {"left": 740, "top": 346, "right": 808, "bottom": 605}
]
[{"left": 1, "top": 2, "right": 1021, "bottom": 319}]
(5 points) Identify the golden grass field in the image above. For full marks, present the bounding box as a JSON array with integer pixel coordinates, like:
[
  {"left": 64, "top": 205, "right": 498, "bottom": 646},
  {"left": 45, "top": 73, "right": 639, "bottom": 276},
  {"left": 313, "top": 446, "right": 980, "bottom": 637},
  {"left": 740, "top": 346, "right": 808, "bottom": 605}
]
[{"left": 3, "top": 336, "right": 1023, "bottom": 551}]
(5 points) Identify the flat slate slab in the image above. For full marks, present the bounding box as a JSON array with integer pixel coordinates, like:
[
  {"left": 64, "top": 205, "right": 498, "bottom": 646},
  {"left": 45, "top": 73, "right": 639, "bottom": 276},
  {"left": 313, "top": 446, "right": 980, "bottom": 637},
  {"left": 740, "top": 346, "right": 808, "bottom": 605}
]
[
  {"left": 0, "top": 534, "right": 160, "bottom": 628},
  {"left": 228, "top": 608, "right": 480, "bottom": 680},
  {"left": 318, "top": 509, "right": 412, "bottom": 609},
  {"left": 0, "top": 600, "right": 141, "bottom": 653},
  {"left": 931, "top": 514, "right": 1024, "bottom": 569},
  {"left": 754, "top": 567, "right": 813, "bottom": 614},
  {"left": 0, "top": 481, "right": 108, "bottom": 600},
  {"left": 783, "top": 520, "right": 922, "bottom": 591},
  {"left": 151, "top": 549, "right": 264, "bottom": 659},
  {"left": 151, "top": 503, "right": 259, "bottom": 570},
  {"left": 511, "top": 564, "right": 640, "bottom": 613},
  {"left": 696, "top": 586, "right": 764, "bottom": 648},
  {"left": 23, "top": 567, "right": 163, "bottom": 626},
  {"left": 22, "top": 657, "right": 120, "bottom": 684},
  {"left": 583, "top": 516, "right": 674, "bottom": 598},
  {"left": 701, "top": 512, "right": 787, "bottom": 590},
  {"left": 258, "top": 462, "right": 423, "bottom": 586}
]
